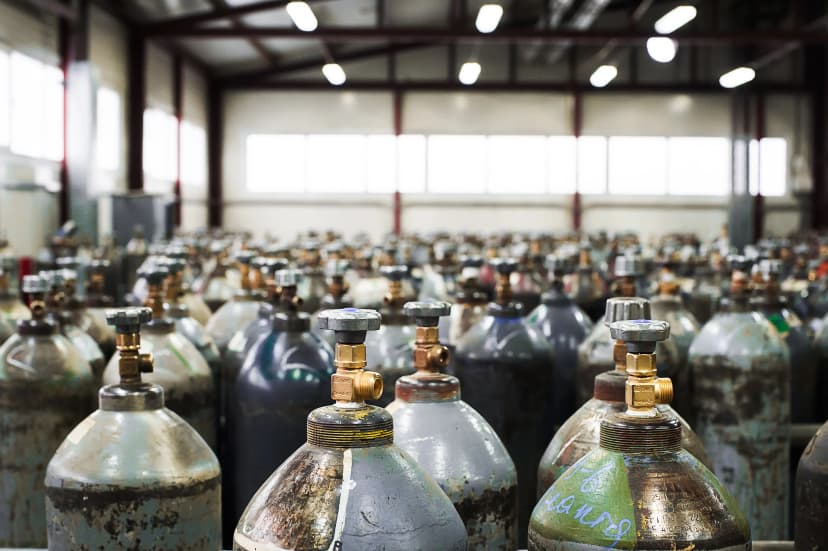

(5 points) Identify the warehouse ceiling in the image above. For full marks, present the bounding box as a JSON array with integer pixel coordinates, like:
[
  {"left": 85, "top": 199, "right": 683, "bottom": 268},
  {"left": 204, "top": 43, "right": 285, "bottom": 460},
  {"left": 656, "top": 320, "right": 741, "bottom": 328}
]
[{"left": 113, "top": 0, "right": 819, "bottom": 86}]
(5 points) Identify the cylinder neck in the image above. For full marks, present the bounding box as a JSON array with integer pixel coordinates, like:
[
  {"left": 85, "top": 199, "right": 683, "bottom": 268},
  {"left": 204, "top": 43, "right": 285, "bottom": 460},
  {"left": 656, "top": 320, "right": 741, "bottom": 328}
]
[
  {"left": 397, "top": 323, "right": 457, "bottom": 403},
  {"left": 600, "top": 414, "right": 682, "bottom": 453}
]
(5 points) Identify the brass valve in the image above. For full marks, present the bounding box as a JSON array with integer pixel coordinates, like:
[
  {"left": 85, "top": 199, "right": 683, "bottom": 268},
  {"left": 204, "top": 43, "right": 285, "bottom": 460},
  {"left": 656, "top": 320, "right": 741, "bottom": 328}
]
[
  {"left": 22, "top": 275, "right": 48, "bottom": 321},
  {"left": 140, "top": 266, "right": 169, "bottom": 320},
  {"left": 236, "top": 251, "right": 255, "bottom": 292},
  {"left": 107, "top": 307, "right": 154, "bottom": 386},
  {"left": 491, "top": 258, "right": 517, "bottom": 306},
  {"left": 319, "top": 308, "right": 383, "bottom": 404},
  {"left": 609, "top": 319, "right": 672, "bottom": 417},
  {"left": 162, "top": 258, "right": 186, "bottom": 303},
  {"left": 405, "top": 301, "right": 451, "bottom": 373},
  {"left": 380, "top": 265, "right": 407, "bottom": 307},
  {"left": 275, "top": 269, "right": 304, "bottom": 311}
]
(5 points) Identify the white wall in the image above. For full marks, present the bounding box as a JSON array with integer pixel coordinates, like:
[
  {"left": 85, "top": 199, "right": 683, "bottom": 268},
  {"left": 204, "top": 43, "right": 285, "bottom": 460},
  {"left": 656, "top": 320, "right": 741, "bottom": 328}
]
[
  {"left": 181, "top": 63, "right": 209, "bottom": 231},
  {"left": 222, "top": 90, "right": 806, "bottom": 241}
]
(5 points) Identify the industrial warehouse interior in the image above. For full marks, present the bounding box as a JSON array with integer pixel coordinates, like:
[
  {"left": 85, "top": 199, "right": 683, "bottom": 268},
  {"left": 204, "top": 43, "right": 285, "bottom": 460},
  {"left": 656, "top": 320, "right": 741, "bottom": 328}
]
[{"left": 0, "top": 0, "right": 827, "bottom": 550}]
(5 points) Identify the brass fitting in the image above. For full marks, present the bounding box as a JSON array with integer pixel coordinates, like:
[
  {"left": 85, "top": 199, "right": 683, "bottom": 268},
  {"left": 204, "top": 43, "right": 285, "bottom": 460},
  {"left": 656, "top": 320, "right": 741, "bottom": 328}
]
[
  {"left": 331, "top": 343, "right": 383, "bottom": 402},
  {"left": 624, "top": 352, "right": 673, "bottom": 416},
  {"left": 495, "top": 272, "right": 512, "bottom": 305},
  {"left": 145, "top": 281, "right": 165, "bottom": 320},
  {"left": 239, "top": 262, "right": 251, "bottom": 291},
  {"left": 115, "top": 332, "right": 154, "bottom": 385},
  {"left": 612, "top": 340, "right": 627, "bottom": 373},
  {"left": 413, "top": 326, "right": 450, "bottom": 372},
  {"left": 384, "top": 280, "right": 404, "bottom": 307}
]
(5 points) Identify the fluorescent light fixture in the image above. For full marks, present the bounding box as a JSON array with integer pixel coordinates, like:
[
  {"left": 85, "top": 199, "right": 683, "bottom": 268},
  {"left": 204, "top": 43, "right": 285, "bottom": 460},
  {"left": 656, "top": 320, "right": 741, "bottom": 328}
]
[
  {"left": 286, "top": 1, "right": 318, "bottom": 32},
  {"left": 322, "top": 63, "right": 346, "bottom": 86},
  {"left": 459, "top": 62, "right": 482, "bottom": 85},
  {"left": 475, "top": 4, "right": 504, "bottom": 33},
  {"left": 719, "top": 66, "right": 755, "bottom": 88},
  {"left": 646, "top": 37, "right": 677, "bottom": 63},
  {"left": 654, "top": 5, "right": 697, "bottom": 34},
  {"left": 589, "top": 64, "right": 617, "bottom": 88}
]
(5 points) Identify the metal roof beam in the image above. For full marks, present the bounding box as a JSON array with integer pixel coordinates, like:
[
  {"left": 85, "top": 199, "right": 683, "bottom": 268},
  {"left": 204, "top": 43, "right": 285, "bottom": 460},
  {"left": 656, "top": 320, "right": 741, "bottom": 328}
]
[{"left": 144, "top": 26, "right": 828, "bottom": 44}]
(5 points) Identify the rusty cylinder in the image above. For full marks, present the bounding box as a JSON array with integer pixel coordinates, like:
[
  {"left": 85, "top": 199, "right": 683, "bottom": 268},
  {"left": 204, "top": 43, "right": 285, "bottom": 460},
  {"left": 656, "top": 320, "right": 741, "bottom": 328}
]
[
  {"left": 233, "top": 308, "right": 468, "bottom": 551},
  {"left": 689, "top": 257, "right": 791, "bottom": 540},
  {"left": 388, "top": 301, "right": 519, "bottom": 549},
  {"left": 0, "top": 274, "right": 95, "bottom": 547},
  {"left": 45, "top": 307, "right": 221, "bottom": 550},
  {"left": 530, "top": 319, "right": 751, "bottom": 550}
]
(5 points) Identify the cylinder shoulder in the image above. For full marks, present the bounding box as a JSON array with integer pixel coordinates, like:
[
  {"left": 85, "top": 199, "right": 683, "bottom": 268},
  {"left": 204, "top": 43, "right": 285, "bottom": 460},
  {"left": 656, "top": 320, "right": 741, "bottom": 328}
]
[{"left": 46, "top": 407, "right": 219, "bottom": 490}]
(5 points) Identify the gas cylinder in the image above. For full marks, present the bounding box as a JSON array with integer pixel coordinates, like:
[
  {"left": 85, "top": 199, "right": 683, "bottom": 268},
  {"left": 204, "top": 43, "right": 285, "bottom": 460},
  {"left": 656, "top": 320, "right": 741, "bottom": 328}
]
[
  {"left": 569, "top": 244, "right": 607, "bottom": 321},
  {"left": 0, "top": 258, "right": 28, "bottom": 321},
  {"left": 83, "top": 259, "right": 117, "bottom": 360},
  {"left": 311, "top": 259, "right": 353, "bottom": 348},
  {"left": 233, "top": 308, "right": 468, "bottom": 550},
  {"left": 43, "top": 269, "right": 107, "bottom": 380},
  {"left": 388, "top": 301, "right": 518, "bottom": 549},
  {"left": 753, "top": 258, "right": 819, "bottom": 423},
  {"left": 529, "top": 319, "right": 750, "bottom": 551},
  {"left": 450, "top": 257, "right": 555, "bottom": 545},
  {"left": 689, "top": 257, "right": 791, "bottom": 539},
  {"left": 298, "top": 240, "right": 327, "bottom": 314},
  {"left": 230, "top": 269, "right": 334, "bottom": 528},
  {"left": 512, "top": 242, "right": 544, "bottom": 314},
  {"left": 223, "top": 257, "right": 290, "bottom": 382},
  {"left": 419, "top": 240, "right": 459, "bottom": 302},
  {"left": 537, "top": 297, "right": 710, "bottom": 498},
  {"left": 650, "top": 269, "right": 700, "bottom": 369},
  {"left": 576, "top": 255, "right": 681, "bottom": 407},
  {"left": 202, "top": 242, "right": 235, "bottom": 311},
  {"left": 815, "top": 315, "right": 828, "bottom": 420},
  {"left": 0, "top": 274, "right": 94, "bottom": 547},
  {"left": 207, "top": 251, "right": 264, "bottom": 352},
  {"left": 447, "top": 255, "right": 488, "bottom": 346},
  {"left": 528, "top": 255, "right": 594, "bottom": 431},
  {"left": 167, "top": 245, "right": 213, "bottom": 325},
  {"left": 45, "top": 307, "right": 221, "bottom": 550},
  {"left": 795, "top": 420, "right": 828, "bottom": 551},
  {"left": 103, "top": 265, "right": 217, "bottom": 448},
  {"left": 162, "top": 256, "right": 221, "bottom": 371},
  {"left": 364, "top": 265, "right": 416, "bottom": 406},
  {"left": 687, "top": 249, "right": 724, "bottom": 325}
]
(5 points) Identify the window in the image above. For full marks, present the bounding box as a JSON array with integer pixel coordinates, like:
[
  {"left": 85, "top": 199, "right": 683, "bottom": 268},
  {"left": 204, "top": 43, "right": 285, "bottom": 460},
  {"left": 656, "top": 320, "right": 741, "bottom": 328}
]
[
  {"left": 10, "top": 52, "right": 63, "bottom": 161},
  {"left": 608, "top": 137, "right": 668, "bottom": 195},
  {"left": 0, "top": 50, "right": 9, "bottom": 147},
  {"left": 143, "top": 108, "right": 177, "bottom": 183},
  {"left": 246, "top": 134, "right": 305, "bottom": 193},
  {"left": 757, "top": 138, "right": 787, "bottom": 196},
  {"left": 397, "top": 135, "right": 426, "bottom": 193},
  {"left": 96, "top": 88, "right": 121, "bottom": 171},
  {"left": 577, "top": 136, "right": 607, "bottom": 194},
  {"left": 668, "top": 137, "right": 730, "bottom": 195},
  {"left": 427, "top": 135, "right": 486, "bottom": 193},
  {"left": 365, "top": 135, "right": 395, "bottom": 193},
  {"left": 488, "top": 136, "right": 546, "bottom": 194},
  {"left": 548, "top": 136, "right": 577, "bottom": 194},
  {"left": 181, "top": 121, "right": 207, "bottom": 186},
  {"left": 307, "top": 135, "right": 366, "bottom": 193}
]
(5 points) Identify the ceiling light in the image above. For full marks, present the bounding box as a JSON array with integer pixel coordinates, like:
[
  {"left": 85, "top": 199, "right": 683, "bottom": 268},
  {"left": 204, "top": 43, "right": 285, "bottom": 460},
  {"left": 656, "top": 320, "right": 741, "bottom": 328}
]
[
  {"left": 589, "top": 64, "right": 617, "bottom": 88},
  {"left": 646, "top": 37, "right": 677, "bottom": 63},
  {"left": 719, "top": 66, "right": 755, "bottom": 88},
  {"left": 322, "top": 63, "right": 346, "bottom": 86},
  {"left": 475, "top": 4, "right": 504, "bottom": 33},
  {"left": 286, "top": 1, "right": 318, "bottom": 32},
  {"left": 459, "top": 62, "right": 481, "bottom": 85},
  {"left": 654, "top": 5, "right": 697, "bottom": 34}
]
